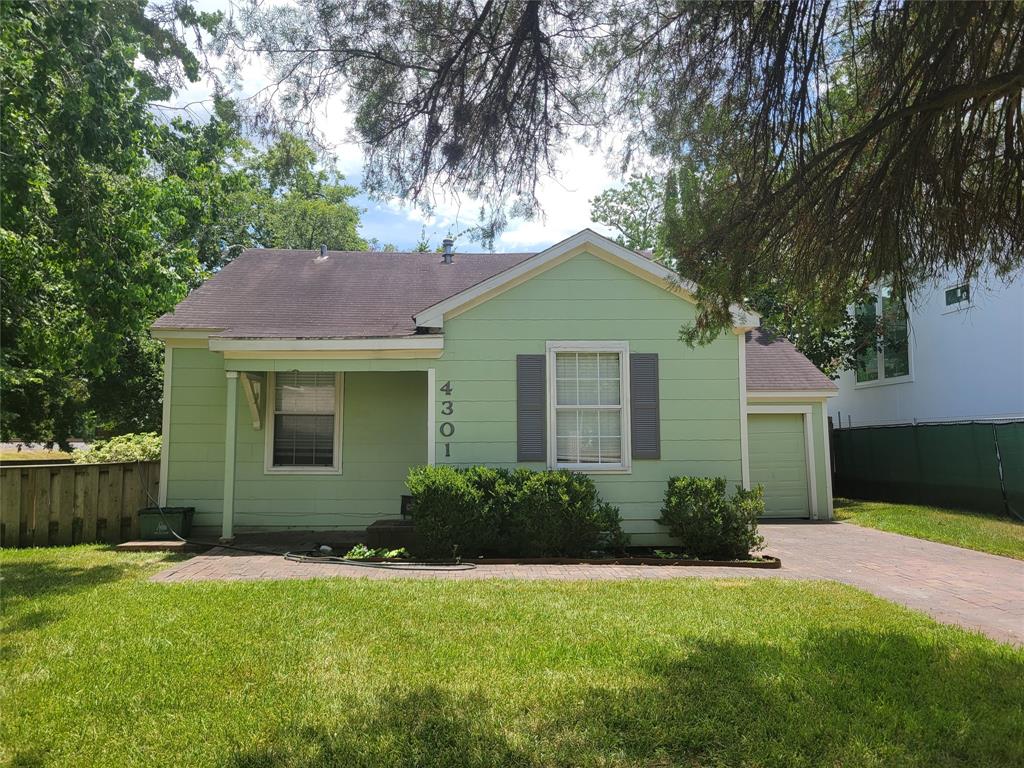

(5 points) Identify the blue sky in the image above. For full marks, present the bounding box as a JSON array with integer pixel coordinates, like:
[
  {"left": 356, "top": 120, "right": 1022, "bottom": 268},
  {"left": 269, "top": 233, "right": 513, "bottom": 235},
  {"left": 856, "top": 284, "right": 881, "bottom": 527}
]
[{"left": 171, "top": 0, "right": 623, "bottom": 253}]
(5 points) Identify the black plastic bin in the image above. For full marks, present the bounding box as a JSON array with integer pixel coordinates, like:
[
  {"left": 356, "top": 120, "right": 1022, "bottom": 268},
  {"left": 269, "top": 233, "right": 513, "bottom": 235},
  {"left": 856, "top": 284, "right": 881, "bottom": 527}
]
[{"left": 138, "top": 507, "right": 194, "bottom": 540}]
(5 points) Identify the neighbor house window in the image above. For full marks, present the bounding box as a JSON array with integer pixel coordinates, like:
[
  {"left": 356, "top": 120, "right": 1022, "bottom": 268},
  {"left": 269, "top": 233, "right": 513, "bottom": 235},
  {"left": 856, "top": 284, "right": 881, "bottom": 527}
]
[
  {"left": 854, "top": 286, "right": 910, "bottom": 384},
  {"left": 945, "top": 282, "right": 970, "bottom": 308},
  {"left": 547, "top": 342, "right": 630, "bottom": 471},
  {"left": 266, "top": 372, "right": 341, "bottom": 472}
]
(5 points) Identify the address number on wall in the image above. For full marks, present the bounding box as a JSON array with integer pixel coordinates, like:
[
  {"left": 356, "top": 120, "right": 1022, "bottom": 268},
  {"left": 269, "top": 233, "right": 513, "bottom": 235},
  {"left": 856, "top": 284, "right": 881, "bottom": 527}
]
[{"left": 439, "top": 380, "right": 455, "bottom": 458}]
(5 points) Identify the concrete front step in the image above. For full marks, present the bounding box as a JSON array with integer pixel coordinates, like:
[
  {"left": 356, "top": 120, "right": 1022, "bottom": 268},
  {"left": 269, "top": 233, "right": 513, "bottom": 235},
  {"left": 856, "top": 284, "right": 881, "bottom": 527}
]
[{"left": 114, "top": 540, "right": 208, "bottom": 553}]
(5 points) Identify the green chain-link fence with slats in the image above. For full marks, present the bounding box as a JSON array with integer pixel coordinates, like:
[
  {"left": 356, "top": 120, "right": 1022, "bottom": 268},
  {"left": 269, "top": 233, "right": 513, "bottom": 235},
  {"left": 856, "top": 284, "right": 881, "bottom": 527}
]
[{"left": 832, "top": 421, "right": 1023, "bottom": 515}]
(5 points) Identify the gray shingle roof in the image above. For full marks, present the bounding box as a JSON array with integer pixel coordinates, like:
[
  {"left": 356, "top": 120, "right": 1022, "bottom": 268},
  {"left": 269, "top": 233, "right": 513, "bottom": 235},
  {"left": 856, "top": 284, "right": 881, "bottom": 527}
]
[
  {"left": 154, "top": 247, "right": 834, "bottom": 393},
  {"left": 745, "top": 328, "right": 837, "bottom": 391},
  {"left": 152, "top": 248, "right": 534, "bottom": 339}
]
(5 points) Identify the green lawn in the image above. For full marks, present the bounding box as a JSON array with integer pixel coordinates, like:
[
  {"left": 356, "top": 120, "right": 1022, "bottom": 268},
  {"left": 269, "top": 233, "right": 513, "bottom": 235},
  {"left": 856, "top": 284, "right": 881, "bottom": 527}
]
[
  {"left": 0, "top": 448, "right": 72, "bottom": 463},
  {"left": 835, "top": 498, "right": 1024, "bottom": 560},
  {"left": 2, "top": 547, "right": 1022, "bottom": 767}
]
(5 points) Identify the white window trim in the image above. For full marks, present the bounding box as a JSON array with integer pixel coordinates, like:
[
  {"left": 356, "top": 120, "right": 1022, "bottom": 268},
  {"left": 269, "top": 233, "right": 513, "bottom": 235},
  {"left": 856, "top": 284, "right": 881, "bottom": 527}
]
[
  {"left": 854, "top": 287, "right": 914, "bottom": 389},
  {"left": 264, "top": 371, "right": 344, "bottom": 475},
  {"left": 545, "top": 341, "right": 632, "bottom": 474}
]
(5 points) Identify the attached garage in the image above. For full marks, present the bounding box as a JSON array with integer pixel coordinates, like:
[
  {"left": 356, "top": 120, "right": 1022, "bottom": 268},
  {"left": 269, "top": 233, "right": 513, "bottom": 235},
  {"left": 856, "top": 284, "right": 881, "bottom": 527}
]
[
  {"left": 747, "top": 409, "right": 815, "bottom": 519},
  {"left": 743, "top": 329, "right": 837, "bottom": 520}
]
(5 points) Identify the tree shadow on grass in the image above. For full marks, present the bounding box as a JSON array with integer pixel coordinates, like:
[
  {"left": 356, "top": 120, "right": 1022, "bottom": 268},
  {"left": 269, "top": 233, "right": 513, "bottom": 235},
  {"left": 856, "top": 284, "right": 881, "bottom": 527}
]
[
  {"left": 0, "top": 552, "right": 189, "bottom": 646},
  {"left": 228, "top": 687, "right": 537, "bottom": 768},
  {"left": 556, "top": 628, "right": 1024, "bottom": 767},
  {"left": 224, "top": 629, "right": 1023, "bottom": 768}
]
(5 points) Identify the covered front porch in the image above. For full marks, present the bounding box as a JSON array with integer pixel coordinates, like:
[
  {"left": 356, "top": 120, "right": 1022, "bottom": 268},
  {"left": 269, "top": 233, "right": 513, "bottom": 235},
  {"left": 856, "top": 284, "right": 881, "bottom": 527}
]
[{"left": 214, "top": 363, "right": 434, "bottom": 541}]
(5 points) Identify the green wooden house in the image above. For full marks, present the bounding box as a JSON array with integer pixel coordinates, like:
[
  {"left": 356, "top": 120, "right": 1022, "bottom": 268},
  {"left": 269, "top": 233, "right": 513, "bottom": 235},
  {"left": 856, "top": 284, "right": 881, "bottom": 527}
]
[{"left": 152, "top": 230, "right": 836, "bottom": 543}]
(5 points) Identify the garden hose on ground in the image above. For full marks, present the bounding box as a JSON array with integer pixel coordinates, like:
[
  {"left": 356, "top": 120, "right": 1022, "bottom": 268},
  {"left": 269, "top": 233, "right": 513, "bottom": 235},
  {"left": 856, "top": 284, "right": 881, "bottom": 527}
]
[
  {"left": 282, "top": 550, "right": 477, "bottom": 571},
  {"left": 137, "top": 462, "right": 476, "bottom": 571}
]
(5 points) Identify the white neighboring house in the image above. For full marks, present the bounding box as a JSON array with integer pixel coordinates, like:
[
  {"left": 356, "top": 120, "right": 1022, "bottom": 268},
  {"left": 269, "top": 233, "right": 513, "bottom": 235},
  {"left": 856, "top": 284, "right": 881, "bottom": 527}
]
[{"left": 828, "top": 272, "right": 1024, "bottom": 428}]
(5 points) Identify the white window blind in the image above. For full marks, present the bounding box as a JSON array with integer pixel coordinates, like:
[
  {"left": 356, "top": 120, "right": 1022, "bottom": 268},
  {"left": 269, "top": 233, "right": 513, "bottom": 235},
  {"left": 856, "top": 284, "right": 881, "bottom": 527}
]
[
  {"left": 554, "top": 351, "right": 624, "bottom": 465},
  {"left": 272, "top": 372, "right": 336, "bottom": 468}
]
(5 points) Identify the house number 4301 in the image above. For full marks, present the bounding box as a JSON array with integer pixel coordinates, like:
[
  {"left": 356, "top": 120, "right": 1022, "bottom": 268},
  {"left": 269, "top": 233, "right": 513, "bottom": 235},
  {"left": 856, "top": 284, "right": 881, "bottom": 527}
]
[{"left": 439, "top": 380, "right": 455, "bottom": 457}]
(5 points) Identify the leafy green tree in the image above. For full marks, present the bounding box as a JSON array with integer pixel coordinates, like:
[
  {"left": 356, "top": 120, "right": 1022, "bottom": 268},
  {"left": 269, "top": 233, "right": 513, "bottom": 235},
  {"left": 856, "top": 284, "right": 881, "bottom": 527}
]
[
  {"left": 252, "top": 132, "right": 366, "bottom": 251},
  {"left": 590, "top": 175, "right": 664, "bottom": 256},
  {"left": 0, "top": 0, "right": 215, "bottom": 444},
  {"left": 0, "top": 2, "right": 367, "bottom": 445}
]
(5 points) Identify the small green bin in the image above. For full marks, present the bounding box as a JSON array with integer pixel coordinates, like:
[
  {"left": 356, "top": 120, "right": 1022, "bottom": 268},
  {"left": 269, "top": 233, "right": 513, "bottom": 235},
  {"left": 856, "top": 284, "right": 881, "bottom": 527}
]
[{"left": 138, "top": 507, "right": 194, "bottom": 540}]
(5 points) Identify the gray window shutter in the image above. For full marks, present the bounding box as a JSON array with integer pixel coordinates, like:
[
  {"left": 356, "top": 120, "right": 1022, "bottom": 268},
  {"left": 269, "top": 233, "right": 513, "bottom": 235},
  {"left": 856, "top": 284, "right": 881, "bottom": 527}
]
[
  {"left": 630, "top": 353, "right": 660, "bottom": 459},
  {"left": 517, "top": 354, "right": 546, "bottom": 462}
]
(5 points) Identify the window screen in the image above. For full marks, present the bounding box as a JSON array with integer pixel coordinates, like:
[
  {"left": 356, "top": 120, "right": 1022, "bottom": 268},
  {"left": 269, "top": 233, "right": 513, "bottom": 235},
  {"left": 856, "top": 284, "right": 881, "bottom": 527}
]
[{"left": 272, "top": 372, "right": 336, "bottom": 467}]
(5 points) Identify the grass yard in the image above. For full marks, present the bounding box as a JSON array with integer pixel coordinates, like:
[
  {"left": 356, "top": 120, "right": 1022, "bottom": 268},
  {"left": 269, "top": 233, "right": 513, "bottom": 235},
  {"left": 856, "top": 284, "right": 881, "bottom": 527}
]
[
  {"left": 835, "top": 498, "right": 1024, "bottom": 560},
  {"left": 2, "top": 547, "right": 1022, "bottom": 768}
]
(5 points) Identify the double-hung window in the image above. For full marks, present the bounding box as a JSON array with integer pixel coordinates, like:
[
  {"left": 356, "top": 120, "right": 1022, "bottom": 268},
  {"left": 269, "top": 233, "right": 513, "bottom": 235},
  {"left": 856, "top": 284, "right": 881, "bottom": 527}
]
[
  {"left": 266, "top": 372, "right": 342, "bottom": 473},
  {"left": 547, "top": 341, "right": 630, "bottom": 472}
]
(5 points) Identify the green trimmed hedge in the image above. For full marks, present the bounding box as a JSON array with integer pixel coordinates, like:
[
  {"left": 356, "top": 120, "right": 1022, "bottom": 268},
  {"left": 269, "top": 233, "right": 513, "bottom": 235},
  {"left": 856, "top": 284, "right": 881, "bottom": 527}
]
[
  {"left": 658, "top": 476, "right": 765, "bottom": 559},
  {"left": 406, "top": 466, "right": 627, "bottom": 558}
]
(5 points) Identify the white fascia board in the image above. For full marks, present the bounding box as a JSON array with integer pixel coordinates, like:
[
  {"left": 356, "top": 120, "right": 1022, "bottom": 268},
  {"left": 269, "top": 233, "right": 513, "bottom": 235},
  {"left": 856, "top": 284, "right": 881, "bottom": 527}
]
[
  {"left": 747, "top": 389, "right": 838, "bottom": 401},
  {"left": 208, "top": 336, "right": 444, "bottom": 353},
  {"left": 413, "top": 228, "right": 759, "bottom": 329}
]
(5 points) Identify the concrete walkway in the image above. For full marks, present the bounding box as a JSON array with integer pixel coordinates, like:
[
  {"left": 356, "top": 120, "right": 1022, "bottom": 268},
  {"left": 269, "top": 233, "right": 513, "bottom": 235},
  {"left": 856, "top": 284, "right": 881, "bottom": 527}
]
[{"left": 151, "top": 522, "right": 1024, "bottom": 646}]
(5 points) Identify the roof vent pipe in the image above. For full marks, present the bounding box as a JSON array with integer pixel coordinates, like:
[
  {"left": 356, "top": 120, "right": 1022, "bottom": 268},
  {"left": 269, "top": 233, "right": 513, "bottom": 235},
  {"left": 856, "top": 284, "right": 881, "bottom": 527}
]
[
  {"left": 320, "top": 244, "right": 327, "bottom": 257},
  {"left": 441, "top": 237, "right": 454, "bottom": 264}
]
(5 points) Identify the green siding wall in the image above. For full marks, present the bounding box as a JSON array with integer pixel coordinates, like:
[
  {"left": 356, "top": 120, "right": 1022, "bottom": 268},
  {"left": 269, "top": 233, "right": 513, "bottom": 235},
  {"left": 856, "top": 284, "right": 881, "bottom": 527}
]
[
  {"left": 433, "top": 252, "right": 743, "bottom": 545},
  {"left": 810, "top": 401, "right": 832, "bottom": 517},
  {"left": 232, "top": 371, "right": 426, "bottom": 530},
  {"left": 166, "top": 347, "right": 227, "bottom": 529},
  {"left": 166, "top": 352, "right": 427, "bottom": 532}
]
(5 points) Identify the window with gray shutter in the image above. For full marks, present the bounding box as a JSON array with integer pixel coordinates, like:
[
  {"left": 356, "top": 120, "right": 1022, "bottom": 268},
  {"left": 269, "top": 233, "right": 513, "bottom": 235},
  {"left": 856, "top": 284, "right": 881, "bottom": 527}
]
[
  {"left": 629, "top": 353, "right": 660, "bottom": 459},
  {"left": 517, "top": 354, "right": 546, "bottom": 461}
]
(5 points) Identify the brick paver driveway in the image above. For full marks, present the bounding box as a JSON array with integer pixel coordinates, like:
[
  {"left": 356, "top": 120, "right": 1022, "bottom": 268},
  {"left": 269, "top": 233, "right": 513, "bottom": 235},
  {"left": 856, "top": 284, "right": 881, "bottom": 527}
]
[{"left": 152, "top": 521, "right": 1024, "bottom": 645}]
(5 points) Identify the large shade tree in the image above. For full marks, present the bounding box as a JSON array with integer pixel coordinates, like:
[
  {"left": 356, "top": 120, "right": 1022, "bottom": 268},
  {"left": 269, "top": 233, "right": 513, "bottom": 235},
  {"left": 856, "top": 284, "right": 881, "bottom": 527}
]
[
  {"left": 1, "top": 0, "right": 366, "bottom": 444},
  {"left": 1, "top": 0, "right": 217, "bottom": 444},
  {"left": 224, "top": 0, "right": 1024, "bottom": 334}
]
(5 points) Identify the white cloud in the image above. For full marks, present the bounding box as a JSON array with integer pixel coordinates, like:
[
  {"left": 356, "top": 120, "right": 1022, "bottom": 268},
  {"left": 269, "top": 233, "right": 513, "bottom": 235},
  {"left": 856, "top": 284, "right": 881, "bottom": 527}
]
[{"left": 496, "top": 144, "right": 621, "bottom": 248}]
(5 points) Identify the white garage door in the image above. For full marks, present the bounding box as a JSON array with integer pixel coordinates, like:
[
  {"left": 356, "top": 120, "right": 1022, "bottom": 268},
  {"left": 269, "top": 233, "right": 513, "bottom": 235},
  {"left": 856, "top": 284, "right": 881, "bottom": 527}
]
[{"left": 747, "top": 413, "right": 810, "bottom": 518}]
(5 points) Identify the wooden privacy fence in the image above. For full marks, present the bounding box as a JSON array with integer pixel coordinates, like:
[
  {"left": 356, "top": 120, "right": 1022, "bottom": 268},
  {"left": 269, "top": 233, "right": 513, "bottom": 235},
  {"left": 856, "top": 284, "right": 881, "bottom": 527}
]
[{"left": 0, "top": 461, "right": 160, "bottom": 548}]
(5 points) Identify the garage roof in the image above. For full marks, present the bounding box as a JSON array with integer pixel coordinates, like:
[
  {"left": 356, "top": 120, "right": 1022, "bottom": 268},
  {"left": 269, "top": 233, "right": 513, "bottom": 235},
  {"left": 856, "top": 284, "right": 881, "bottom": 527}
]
[{"left": 745, "top": 329, "right": 837, "bottom": 392}]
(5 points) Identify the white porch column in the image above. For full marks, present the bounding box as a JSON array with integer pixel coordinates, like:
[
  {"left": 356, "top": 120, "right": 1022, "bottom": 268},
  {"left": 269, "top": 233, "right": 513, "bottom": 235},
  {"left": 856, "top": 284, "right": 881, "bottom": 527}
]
[
  {"left": 222, "top": 371, "right": 239, "bottom": 542},
  {"left": 737, "top": 332, "right": 751, "bottom": 489},
  {"left": 427, "top": 368, "right": 436, "bottom": 465}
]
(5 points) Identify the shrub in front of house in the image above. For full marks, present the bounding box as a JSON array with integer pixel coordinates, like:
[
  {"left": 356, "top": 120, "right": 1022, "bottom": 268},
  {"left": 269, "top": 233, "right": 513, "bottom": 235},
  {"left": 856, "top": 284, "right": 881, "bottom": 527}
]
[
  {"left": 404, "top": 465, "right": 495, "bottom": 558},
  {"left": 658, "top": 476, "right": 765, "bottom": 560},
  {"left": 406, "top": 466, "right": 627, "bottom": 558},
  {"left": 71, "top": 432, "right": 161, "bottom": 464}
]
